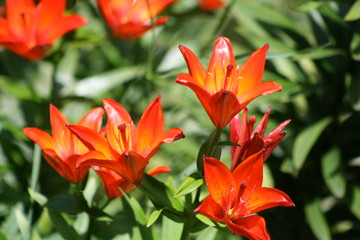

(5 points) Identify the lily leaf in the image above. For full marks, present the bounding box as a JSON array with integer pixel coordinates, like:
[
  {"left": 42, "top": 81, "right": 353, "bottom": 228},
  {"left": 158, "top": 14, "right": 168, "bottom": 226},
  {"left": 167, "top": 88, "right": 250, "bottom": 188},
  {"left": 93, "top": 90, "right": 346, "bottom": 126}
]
[
  {"left": 304, "top": 199, "right": 331, "bottom": 240},
  {"left": 321, "top": 148, "right": 346, "bottom": 198},
  {"left": 48, "top": 209, "right": 80, "bottom": 240},
  {"left": 174, "top": 173, "right": 204, "bottom": 198},
  {"left": 147, "top": 209, "right": 163, "bottom": 227},
  {"left": 141, "top": 174, "right": 185, "bottom": 214},
  {"left": 292, "top": 117, "right": 332, "bottom": 174},
  {"left": 28, "top": 188, "right": 48, "bottom": 206},
  {"left": 344, "top": 0, "right": 360, "bottom": 21}
]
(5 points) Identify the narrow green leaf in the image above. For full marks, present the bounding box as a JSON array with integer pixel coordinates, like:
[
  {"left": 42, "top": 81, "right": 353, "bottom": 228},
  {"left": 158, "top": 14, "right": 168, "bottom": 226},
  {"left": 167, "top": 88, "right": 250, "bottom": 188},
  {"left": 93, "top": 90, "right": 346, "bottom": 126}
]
[
  {"left": 45, "top": 195, "right": 82, "bottom": 214},
  {"left": 15, "top": 209, "right": 29, "bottom": 239},
  {"left": 147, "top": 209, "right": 163, "bottom": 227},
  {"left": 293, "top": 117, "right": 332, "bottom": 173},
  {"left": 304, "top": 199, "right": 331, "bottom": 240},
  {"left": 195, "top": 214, "right": 216, "bottom": 227},
  {"left": 291, "top": 0, "right": 326, "bottom": 12},
  {"left": 120, "top": 189, "right": 148, "bottom": 225},
  {"left": 321, "top": 148, "right": 346, "bottom": 198},
  {"left": 74, "top": 66, "right": 142, "bottom": 97},
  {"left": 350, "top": 186, "right": 360, "bottom": 220},
  {"left": 350, "top": 32, "right": 360, "bottom": 61},
  {"left": 160, "top": 216, "right": 182, "bottom": 240},
  {"left": 28, "top": 188, "right": 48, "bottom": 206},
  {"left": 344, "top": 0, "right": 360, "bottom": 21},
  {"left": 195, "top": 227, "right": 217, "bottom": 240},
  {"left": 47, "top": 209, "right": 80, "bottom": 240},
  {"left": 141, "top": 174, "right": 185, "bottom": 213},
  {"left": 0, "top": 76, "right": 36, "bottom": 100},
  {"left": 174, "top": 173, "right": 204, "bottom": 198}
]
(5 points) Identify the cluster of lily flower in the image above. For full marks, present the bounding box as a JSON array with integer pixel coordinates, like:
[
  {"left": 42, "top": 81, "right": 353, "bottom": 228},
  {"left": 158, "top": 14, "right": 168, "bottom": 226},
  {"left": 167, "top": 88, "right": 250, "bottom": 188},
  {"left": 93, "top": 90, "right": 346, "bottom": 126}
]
[
  {"left": 1, "top": 0, "right": 296, "bottom": 239},
  {"left": 23, "top": 36, "right": 295, "bottom": 239},
  {"left": 0, "top": 0, "right": 225, "bottom": 60}
]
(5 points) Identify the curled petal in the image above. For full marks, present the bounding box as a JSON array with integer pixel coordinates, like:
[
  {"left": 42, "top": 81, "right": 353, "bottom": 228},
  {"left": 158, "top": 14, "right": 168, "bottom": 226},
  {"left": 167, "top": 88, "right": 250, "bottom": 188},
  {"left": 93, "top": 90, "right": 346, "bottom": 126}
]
[
  {"left": 178, "top": 45, "right": 206, "bottom": 85},
  {"left": 147, "top": 165, "right": 171, "bottom": 176},
  {"left": 244, "top": 187, "right": 295, "bottom": 215},
  {"left": 226, "top": 215, "right": 270, "bottom": 240},
  {"left": 67, "top": 125, "right": 112, "bottom": 158},
  {"left": 23, "top": 128, "right": 56, "bottom": 151}
]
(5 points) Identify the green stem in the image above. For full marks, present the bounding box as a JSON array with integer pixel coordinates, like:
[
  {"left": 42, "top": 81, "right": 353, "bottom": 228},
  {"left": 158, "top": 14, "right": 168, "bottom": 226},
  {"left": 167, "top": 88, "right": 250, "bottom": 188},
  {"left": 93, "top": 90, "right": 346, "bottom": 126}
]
[
  {"left": 145, "top": 0, "right": 157, "bottom": 81},
  {"left": 200, "top": 0, "right": 237, "bottom": 57},
  {"left": 206, "top": 128, "right": 222, "bottom": 157},
  {"left": 26, "top": 145, "right": 41, "bottom": 240}
]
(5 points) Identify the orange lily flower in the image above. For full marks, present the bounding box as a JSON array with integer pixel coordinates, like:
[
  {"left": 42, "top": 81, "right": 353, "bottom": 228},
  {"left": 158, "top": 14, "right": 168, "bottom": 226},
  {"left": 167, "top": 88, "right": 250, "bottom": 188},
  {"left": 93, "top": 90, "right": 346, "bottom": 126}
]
[
  {"left": 195, "top": 153, "right": 294, "bottom": 240},
  {"left": 176, "top": 37, "right": 282, "bottom": 129},
  {"left": 199, "top": 0, "right": 225, "bottom": 11},
  {"left": 94, "top": 165, "right": 170, "bottom": 199},
  {"left": 0, "top": 0, "right": 87, "bottom": 60},
  {"left": 23, "top": 105, "right": 104, "bottom": 183},
  {"left": 67, "top": 96, "right": 184, "bottom": 185},
  {"left": 230, "top": 107, "right": 290, "bottom": 170},
  {"left": 97, "top": 0, "right": 177, "bottom": 39}
]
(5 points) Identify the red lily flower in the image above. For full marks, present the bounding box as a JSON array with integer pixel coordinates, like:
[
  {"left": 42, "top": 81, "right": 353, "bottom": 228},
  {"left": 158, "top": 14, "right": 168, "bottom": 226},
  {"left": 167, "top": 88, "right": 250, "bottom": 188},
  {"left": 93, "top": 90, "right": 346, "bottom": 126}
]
[
  {"left": 199, "top": 0, "right": 225, "bottom": 11},
  {"left": 97, "top": 0, "right": 177, "bottom": 39},
  {"left": 67, "top": 96, "right": 184, "bottom": 185},
  {"left": 195, "top": 153, "right": 294, "bottom": 240},
  {"left": 23, "top": 105, "right": 104, "bottom": 183},
  {"left": 230, "top": 106, "right": 290, "bottom": 170},
  {"left": 0, "top": 0, "right": 87, "bottom": 60},
  {"left": 94, "top": 165, "right": 170, "bottom": 199},
  {"left": 176, "top": 37, "right": 282, "bottom": 129}
]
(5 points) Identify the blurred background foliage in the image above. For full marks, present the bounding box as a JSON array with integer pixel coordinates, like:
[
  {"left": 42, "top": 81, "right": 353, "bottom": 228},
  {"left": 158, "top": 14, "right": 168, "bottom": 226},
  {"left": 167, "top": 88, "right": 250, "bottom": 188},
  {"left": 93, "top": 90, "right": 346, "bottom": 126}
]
[{"left": 0, "top": 0, "right": 360, "bottom": 239}]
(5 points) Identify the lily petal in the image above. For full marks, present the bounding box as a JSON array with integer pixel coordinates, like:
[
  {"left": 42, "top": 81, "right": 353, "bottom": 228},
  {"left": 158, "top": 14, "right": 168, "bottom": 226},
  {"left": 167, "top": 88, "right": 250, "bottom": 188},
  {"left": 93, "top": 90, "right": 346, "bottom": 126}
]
[
  {"left": 178, "top": 45, "right": 206, "bottom": 85},
  {"left": 206, "top": 37, "right": 236, "bottom": 93},
  {"left": 203, "top": 157, "right": 235, "bottom": 206},
  {"left": 245, "top": 187, "right": 295, "bottom": 215},
  {"left": 49, "top": 104, "right": 71, "bottom": 155},
  {"left": 237, "top": 44, "right": 269, "bottom": 96},
  {"left": 232, "top": 152, "right": 264, "bottom": 191},
  {"left": 67, "top": 124, "right": 112, "bottom": 158},
  {"left": 226, "top": 215, "right": 270, "bottom": 240},
  {"left": 194, "top": 195, "right": 224, "bottom": 222},
  {"left": 23, "top": 127, "right": 56, "bottom": 151},
  {"left": 208, "top": 89, "right": 242, "bottom": 129}
]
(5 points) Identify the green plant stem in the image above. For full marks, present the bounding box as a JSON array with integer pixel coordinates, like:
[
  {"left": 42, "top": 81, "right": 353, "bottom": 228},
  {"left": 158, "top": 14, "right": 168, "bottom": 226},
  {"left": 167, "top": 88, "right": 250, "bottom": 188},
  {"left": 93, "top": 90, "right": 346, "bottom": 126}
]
[
  {"left": 200, "top": 0, "right": 237, "bottom": 57},
  {"left": 206, "top": 128, "right": 222, "bottom": 157},
  {"left": 145, "top": 0, "right": 157, "bottom": 81},
  {"left": 26, "top": 144, "right": 41, "bottom": 240}
]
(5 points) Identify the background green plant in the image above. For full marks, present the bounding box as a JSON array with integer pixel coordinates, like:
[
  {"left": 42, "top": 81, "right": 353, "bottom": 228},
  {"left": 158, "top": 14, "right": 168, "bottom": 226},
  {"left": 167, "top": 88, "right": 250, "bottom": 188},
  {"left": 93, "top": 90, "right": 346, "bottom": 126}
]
[{"left": 0, "top": 0, "right": 359, "bottom": 239}]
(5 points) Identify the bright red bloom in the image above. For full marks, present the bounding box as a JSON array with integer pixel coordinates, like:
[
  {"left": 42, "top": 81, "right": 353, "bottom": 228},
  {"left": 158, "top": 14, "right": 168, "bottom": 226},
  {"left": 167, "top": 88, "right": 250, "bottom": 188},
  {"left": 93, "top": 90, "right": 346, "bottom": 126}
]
[
  {"left": 195, "top": 153, "right": 294, "bottom": 240},
  {"left": 23, "top": 105, "right": 104, "bottom": 183},
  {"left": 0, "top": 0, "right": 87, "bottom": 60},
  {"left": 67, "top": 96, "right": 184, "bottom": 185},
  {"left": 94, "top": 165, "right": 170, "bottom": 199},
  {"left": 176, "top": 37, "right": 282, "bottom": 129},
  {"left": 230, "top": 107, "right": 290, "bottom": 170},
  {"left": 199, "top": 0, "right": 225, "bottom": 11},
  {"left": 97, "top": 0, "right": 177, "bottom": 39}
]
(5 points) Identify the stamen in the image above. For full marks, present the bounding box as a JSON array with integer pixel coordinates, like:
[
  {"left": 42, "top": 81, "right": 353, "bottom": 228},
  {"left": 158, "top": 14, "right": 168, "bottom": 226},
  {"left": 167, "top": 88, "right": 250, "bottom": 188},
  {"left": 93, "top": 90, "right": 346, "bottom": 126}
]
[
  {"left": 118, "top": 124, "right": 129, "bottom": 150},
  {"left": 223, "top": 64, "right": 234, "bottom": 90}
]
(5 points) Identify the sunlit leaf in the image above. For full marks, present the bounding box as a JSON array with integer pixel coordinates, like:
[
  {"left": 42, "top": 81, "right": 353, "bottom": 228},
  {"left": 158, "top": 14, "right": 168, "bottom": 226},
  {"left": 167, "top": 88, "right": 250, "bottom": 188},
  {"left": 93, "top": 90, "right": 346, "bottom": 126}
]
[
  {"left": 28, "top": 188, "right": 48, "bottom": 206},
  {"left": 174, "top": 173, "right": 203, "bottom": 198},
  {"left": 344, "top": 0, "right": 360, "bottom": 21},
  {"left": 304, "top": 199, "right": 331, "bottom": 240},
  {"left": 147, "top": 209, "right": 163, "bottom": 227}
]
